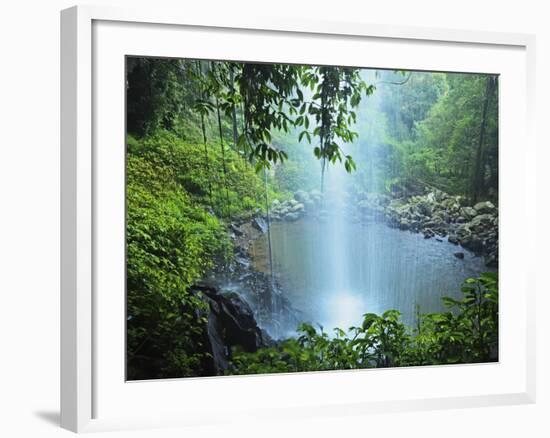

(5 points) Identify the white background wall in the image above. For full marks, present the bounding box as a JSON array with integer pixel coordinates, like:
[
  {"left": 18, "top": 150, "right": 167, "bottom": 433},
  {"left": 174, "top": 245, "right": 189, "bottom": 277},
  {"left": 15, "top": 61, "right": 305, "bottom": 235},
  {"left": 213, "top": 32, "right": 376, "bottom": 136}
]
[{"left": 0, "top": 0, "right": 546, "bottom": 436}]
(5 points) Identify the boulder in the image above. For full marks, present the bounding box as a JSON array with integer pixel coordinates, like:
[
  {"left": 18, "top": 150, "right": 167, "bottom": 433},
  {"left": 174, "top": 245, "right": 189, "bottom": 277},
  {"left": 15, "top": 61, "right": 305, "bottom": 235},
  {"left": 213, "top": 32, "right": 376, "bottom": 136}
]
[
  {"left": 453, "top": 252, "right": 465, "bottom": 260},
  {"left": 469, "top": 213, "right": 494, "bottom": 232},
  {"left": 473, "top": 201, "right": 496, "bottom": 214},
  {"left": 288, "top": 199, "right": 299, "bottom": 208},
  {"left": 433, "top": 211, "right": 449, "bottom": 224},
  {"left": 284, "top": 212, "right": 301, "bottom": 221},
  {"left": 460, "top": 234, "right": 484, "bottom": 253},
  {"left": 460, "top": 206, "right": 478, "bottom": 220},
  {"left": 448, "top": 234, "right": 459, "bottom": 245},
  {"left": 252, "top": 216, "right": 268, "bottom": 233},
  {"left": 399, "top": 219, "right": 410, "bottom": 230},
  {"left": 290, "top": 203, "right": 305, "bottom": 213},
  {"left": 416, "top": 200, "right": 432, "bottom": 217},
  {"left": 442, "top": 198, "right": 459, "bottom": 211},
  {"left": 423, "top": 229, "right": 435, "bottom": 239},
  {"left": 294, "top": 190, "right": 310, "bottom": 204},
  {"left": 456, "top": 224, "right": 472, "bottom": 240},
  {"left": 229, "top": 223, "right": 243, "bottom": 237},
  {"left": 193, "top": 285, "right": 271, "bottom": 374}
]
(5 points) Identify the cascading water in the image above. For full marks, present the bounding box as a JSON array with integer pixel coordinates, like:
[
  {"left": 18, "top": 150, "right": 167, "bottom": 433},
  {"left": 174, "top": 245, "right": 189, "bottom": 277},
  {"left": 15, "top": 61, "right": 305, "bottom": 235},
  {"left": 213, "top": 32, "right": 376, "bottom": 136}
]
[{"left": 248, "top": 72, "right": 493, "bottom": 338}]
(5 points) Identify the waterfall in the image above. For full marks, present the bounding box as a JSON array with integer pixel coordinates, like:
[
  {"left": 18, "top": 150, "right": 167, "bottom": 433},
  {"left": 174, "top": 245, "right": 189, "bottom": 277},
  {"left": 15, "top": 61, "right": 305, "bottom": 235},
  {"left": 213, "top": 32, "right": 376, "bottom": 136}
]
[
  {"left": 263, "top": 167, "right": 284, "bottom": 337},
  {"left": 263, "top": 168, "right": 275, "bottom": 285}
]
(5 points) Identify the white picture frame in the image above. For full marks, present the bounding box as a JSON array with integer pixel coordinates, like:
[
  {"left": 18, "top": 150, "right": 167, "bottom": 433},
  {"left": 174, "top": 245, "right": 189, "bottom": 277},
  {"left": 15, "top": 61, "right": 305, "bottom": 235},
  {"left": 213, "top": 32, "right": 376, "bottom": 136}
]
[{"left": 60, "top": 4, "right": 536, "bottom": 433}]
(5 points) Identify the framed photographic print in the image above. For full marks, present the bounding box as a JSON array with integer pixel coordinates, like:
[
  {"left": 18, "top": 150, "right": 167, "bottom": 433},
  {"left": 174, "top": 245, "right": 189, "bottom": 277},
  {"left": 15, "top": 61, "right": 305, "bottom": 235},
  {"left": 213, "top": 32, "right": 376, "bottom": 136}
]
[{"left": 61, "top": 5, "right": 536, "bottom": 433}]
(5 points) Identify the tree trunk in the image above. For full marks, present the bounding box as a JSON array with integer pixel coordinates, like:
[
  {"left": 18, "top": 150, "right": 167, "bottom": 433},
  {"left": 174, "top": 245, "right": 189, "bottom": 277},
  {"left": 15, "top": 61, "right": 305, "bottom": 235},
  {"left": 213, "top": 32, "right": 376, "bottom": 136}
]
[
  {"left": 195, "top": 60, "right": 213, "bottom": 207},
  {"left": 471, "top": 76, "right": 496, "bottom": 203}
]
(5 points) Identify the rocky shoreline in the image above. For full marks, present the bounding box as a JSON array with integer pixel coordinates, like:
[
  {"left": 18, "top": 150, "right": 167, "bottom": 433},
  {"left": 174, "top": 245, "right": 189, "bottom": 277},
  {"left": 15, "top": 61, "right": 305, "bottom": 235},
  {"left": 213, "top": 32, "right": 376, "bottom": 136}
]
[{"left": 267, "top": 188, "right": 498, "bottom": 267}]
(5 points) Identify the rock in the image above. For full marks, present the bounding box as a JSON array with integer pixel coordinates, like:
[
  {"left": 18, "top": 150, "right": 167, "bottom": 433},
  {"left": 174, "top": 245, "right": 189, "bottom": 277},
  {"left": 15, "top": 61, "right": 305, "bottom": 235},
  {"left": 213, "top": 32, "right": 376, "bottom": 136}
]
[
  {"left": 426, "top": 192, "right": 436, "bottom": 203},
  {"left": 288, "top": 199, "right": 299, "bottom": 208},
  {"left": 252, "top": 216, "right": 268, "bottom": 233},
  {"left": 229, "top": 223, "right": 243, "bottom": 237},
  {"left": 235, "top": 256, "right": 250, "bottom": 269},
  {"left": 448, "top": 235, "right": 459, "bottom": 245},
  {"left": 442, "top": 198, "right": 459, "bottom": 211},
  {"left": 271, "top": 199, "right": 280, "bottom": 207},
  {"left": 461, "top": 235, "right": 484, "bottom": 253},
  {"left": 290, "top": 203, "right": 305, "bottom": 213},
  {"left": 469, "top": 213, "right": 494, "bottom": 232},
  {"left": 460, "top": 206, "right": 478, "bottom": 220},
  {"left": 453, "top": 252, "right": 465, "bottom": 259},
  {"left": 474, "top": 201, "right": 496, "bottom": 214},
  {"left": 284, "top": 212, "right": 301, "bottom": 221},
  {"left": 433, "top": 211, "right": 449, "bottom": 224},
  {"left": 422, "top": 221, "right": 439, "bottom": 229},
  {"left": 193, "top": 285, "right": 271, "bottom": 374},
  {"left": 294, "top": 190, "right": 309, "bottom": 203},
  {"left": 416, "top": 200, "right": 432, "bottom": 217},
  {"left": 399, "top": 219, "right": 410, "bottom": 230},
  {"left": 191, "top": 286, "right": 272, "bottom": 374},
  {"left": 456, "top": 224, "right": 472, "bottom": 240},
  {"left": 423, "top": 229, "right": 435, "bottom": 239}
]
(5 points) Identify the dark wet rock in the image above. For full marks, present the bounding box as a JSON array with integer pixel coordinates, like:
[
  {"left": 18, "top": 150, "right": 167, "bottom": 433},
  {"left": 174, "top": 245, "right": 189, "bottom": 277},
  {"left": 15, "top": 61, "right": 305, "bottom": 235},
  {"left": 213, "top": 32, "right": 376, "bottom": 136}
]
[
  {"left": 454, "top": 252, "right": 465, "bottom": 259},
  {"left": 192, "top": 285, "right": 272, "bottom": 374}
]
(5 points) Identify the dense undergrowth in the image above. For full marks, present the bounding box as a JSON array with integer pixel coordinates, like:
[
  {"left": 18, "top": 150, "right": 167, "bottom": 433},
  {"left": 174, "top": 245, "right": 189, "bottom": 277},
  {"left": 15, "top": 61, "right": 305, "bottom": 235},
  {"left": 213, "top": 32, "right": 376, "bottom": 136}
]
[{"left": 126, "top": 131, "right": 287, "bottom": 379}]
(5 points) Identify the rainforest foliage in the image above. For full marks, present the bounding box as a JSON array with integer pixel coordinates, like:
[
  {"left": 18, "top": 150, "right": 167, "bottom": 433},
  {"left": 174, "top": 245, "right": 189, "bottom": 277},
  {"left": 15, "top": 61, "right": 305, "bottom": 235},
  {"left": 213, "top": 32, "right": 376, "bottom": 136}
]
[{"left": 126, "top": 56, "right": 498, "bottom": 379}]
